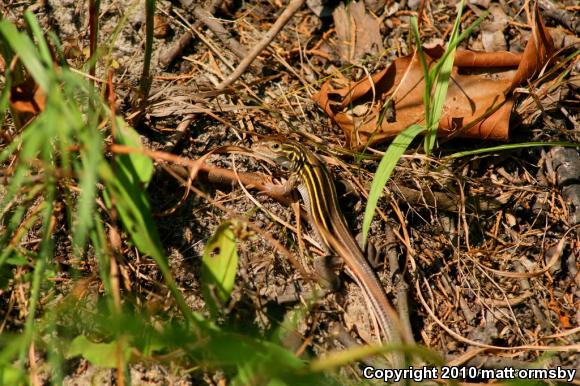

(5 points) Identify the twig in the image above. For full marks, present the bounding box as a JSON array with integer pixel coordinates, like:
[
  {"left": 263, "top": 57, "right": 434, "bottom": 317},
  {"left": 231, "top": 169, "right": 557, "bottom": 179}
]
[
  {"left": 215, "top": 0, "right": 306, "bottom": 91},
  {"left": 416, "top": 276, "right": 580, "bottom": 352},
  {"left": 166, "top": 166, "right": 314, "bottom": 282},
  {"left": 110, "top": 143, "right": 293, "bottom": 204},
  {"left": 158, "top": 0, "right": 223, "bottom": 68},
  {"left": 163, "top": 116, "right": 193, "bottom": 152},
  {"left": 28, "top": 343, "right": 40, "bottom": 386},
  {"left": 193, "top": 7, "right": 255, "bottom": 65},
  {"left": 480, "top": 291, "right": 534, "bottom": 308},
  {"left": 515, "top": 261, "right": 550, "bottom": 330}
]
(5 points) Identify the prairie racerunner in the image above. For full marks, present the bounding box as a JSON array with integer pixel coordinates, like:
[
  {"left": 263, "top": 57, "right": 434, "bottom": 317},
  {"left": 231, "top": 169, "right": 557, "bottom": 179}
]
[{"left": 252, "top": 137, "right": 404, "bottom": 369}]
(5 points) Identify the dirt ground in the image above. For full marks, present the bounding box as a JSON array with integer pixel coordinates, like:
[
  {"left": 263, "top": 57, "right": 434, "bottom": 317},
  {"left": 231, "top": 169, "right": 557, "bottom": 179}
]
[{"left": 1, "top": 0, "right": 579, "bottom": 384}]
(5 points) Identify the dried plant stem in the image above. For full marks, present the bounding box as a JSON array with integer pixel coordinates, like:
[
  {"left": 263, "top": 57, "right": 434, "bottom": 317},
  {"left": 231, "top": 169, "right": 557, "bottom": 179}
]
[
  {"left": 158, "top": 0, "right": 223, "bottom": 68},
  {"left": 416, "top": 276, "right": 580, "bottom": 352},
  {"left": 193, "top": 7, "right": 250, "bottom": 62},
  {"left": 88, "top": 0, "right": 100, "bottom": 82},
  {"left": 215, "top": 0, "right": 305, "bottom": 91}
]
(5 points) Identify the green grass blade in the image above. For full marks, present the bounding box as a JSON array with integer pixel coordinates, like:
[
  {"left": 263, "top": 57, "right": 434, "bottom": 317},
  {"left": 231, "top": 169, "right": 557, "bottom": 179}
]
[
  {"left": 449, "top": 11, "right": 489, "bottom": 54},
  {"left": 446, "top": 142, "right": 580, "bottom": 159},
  {"left": 362, "top": 124, "right": 424, "bottom": 245},
  {"left": 89, "top": 220, "right": 115, "bottom": 305},
  {"left": 202, "top": 223, "right": 239, "bottom": 318},
  {"left": 100, "top": 159, "right": 192, "bottom": 323},
  {"left": 0, "top": 69, "right": 11, "bottom": 125},
  {"left": 23, "top": 12, "right": 53, "bottom": 68},
  {"left": 0, "top": 20, "right": 49, "bottom": 90},
  {"left": 0, "top": 120, "right": 46, "bottom": 215},
  {"left": 18, "top": 158, "right": 56, "bottom": 365},
  {"left": 0, "top": 130, "right": 24, "bottom": 164},
  {"left": 71, "top": 128, "right": 103, "bottom": 254},
  {"left": 429, "top": 7, "right": 488, "bottom": 77},
  {"left": 409, "top": 16, "right": 431, "bottom": 125},
  {"left": 424, "top": 1, "right": 464, "bottom": 152},
  {"left": 0, "top": 334, "right": 26, "bottom": 384}
]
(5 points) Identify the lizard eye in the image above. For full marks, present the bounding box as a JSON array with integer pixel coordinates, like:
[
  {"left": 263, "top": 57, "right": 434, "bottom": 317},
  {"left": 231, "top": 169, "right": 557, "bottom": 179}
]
[{"left": 271, "top": 143, "right": 281, "bottom": 150}]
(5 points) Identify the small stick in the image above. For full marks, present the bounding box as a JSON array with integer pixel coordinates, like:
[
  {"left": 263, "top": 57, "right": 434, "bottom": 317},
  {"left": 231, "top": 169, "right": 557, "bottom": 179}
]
[
  {"left": 193, "top": 7, "right": 252, "bottom": 62},
  {"left": 215, "top": 0, "right": 306, "bottom": 91},
  {"left": 158, "top": 0, "right": 223, "bottom": 68}
]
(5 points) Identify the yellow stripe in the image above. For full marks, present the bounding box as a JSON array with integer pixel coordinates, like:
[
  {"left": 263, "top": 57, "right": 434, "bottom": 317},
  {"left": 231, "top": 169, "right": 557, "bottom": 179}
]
[
  {"left": 279, "top": 143, "right": 334, "bottom": 241},
  {"left": 254, "top": 138, "right": 403, "bottom": 370},
  {"left": 300, "top": 157, "right": 331, "bottom": 231}
]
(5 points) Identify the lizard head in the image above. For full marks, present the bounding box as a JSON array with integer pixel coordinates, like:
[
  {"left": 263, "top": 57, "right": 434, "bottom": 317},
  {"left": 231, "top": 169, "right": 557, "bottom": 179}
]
[{"left": 251, "top": 136, "right": 303, "bottom": 170}]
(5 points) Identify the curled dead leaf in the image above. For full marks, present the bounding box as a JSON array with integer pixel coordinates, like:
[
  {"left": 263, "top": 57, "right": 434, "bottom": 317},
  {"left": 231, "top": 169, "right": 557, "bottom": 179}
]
[
  {"left": 9, "top": 77, "right": 46, "bottom": 127},
  {"left": 312, "top": 7, "right": 555, "bottom": 148}
]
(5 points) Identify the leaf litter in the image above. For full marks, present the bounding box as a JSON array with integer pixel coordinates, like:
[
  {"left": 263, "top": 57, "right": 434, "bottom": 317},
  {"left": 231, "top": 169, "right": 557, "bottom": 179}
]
[
  {"left": 312, "top": 5, "right": 556, "bottom": 148},
  {"left": 0, "top": 0, "right": 579, "bottom": 384}
]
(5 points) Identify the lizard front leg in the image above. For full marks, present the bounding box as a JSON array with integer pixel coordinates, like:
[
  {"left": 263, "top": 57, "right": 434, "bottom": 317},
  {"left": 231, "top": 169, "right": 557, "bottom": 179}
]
[{"left": 260, "top": 173, "right": 301, "bottom": 197}]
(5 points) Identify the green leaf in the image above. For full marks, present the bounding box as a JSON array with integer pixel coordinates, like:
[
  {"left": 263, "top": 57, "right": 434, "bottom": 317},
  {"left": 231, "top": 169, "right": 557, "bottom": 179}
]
[
  {"left": 0, "top": 366, "right": 23, "bottom": 385},
  {"left": 206, "top": 330, "right": 305, "bottom": 371},
  {"left": 424, "top": 2, "right": 463, "bottom": 152},
  {"left": 100, "top": 161, "right": 193, "bottom": 322},
  {"left": 5, "top": 254, "right": 28, "bottom": 266},
  {"left": 100, "top": 120, "right": 158, "bottom": 259},
  {"left": 409, "top": 16, "right": 431, "bottom": 130},
  {"left": 202, "top": 223, "right": 239, "bottom": 317},
  {"left": 23, "top": 12, "right": 54, "bottom": 69},
  {"left": 409, "top": 1, "right": 488, "bottom": 155},
  {"left": 72, "top": 122, "right": 104, "bottom": 254},
  {"left": 362, "top": 124, "right": 424, "bottom": 246},
  {"left": 0, "top": 265, "right": 14, "bottom": 290},
  {"left": 0, "top": 20, "right": 50, "bottom": 90},
  {"left": 66, "top": 335, "right": 128, "bottom": 368},
  {"left": 114, "top": 119, "right": 154, "bottom": 185},
  {"left": 99, "top": 161, "right": 163, "bottom": 263}
]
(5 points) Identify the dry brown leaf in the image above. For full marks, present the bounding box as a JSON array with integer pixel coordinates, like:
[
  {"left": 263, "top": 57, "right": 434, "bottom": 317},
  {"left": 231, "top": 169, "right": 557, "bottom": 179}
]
[
  {"left": 9, "top": 77, "right": 46, "bottom": 127},
  {"left": 332, "top": 1, "right": 383, "bottom": 63},
  {"left": 548, "top": 27, "right": 580, "bottom": 50},
  {"left": 481, "top": 4, "right": 508, "bottom": 52},
  {"left": 312, "top": 6, "right": 555, "bottom": 148}
]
